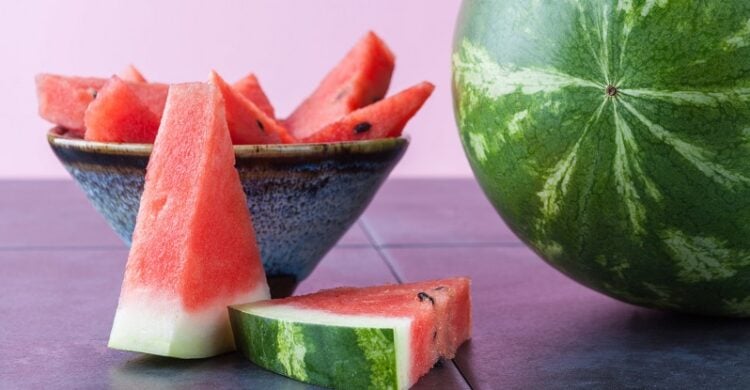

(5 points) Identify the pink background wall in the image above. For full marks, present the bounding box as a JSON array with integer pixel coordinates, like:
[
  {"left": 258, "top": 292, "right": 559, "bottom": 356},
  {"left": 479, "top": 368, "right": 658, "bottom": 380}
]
[{"left": 0, "top": 0, "right": 472, "bottom": 179}]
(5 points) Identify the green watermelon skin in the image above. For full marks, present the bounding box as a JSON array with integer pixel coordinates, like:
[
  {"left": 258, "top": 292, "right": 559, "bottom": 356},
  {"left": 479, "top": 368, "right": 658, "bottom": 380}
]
[
  {"left": 229, "top": 310, "right": 400, "bottom": 389},
  {"left": 452, "top": 0, "right": 750, "bottom": 316}
]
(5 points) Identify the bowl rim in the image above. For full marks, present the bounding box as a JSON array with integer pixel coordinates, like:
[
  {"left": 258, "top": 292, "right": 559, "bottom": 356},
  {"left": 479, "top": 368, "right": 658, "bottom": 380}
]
[{"left": 47, "top": 127, "right": 409, "bottom": 157}]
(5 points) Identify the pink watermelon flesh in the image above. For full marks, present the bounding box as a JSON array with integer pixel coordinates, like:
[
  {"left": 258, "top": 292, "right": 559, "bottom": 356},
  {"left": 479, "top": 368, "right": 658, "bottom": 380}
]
[
  {"left": 233, "top": 73, "right": 275, "bottom": 118},
  {"left": 35, "top": 74, "right": 106, "bottom": 136},
  {"left": 84, "top": 76, "right": 160, "bottom": 143},
  {"left": 128, "top": 82, "right": 168, "bottom": 121},
  {"left": 284, "top": 31, "right": 395, "bottom": 139},
  {"left": 209, "top": 70, "right": 294, "bottom": 144},
  {"left": 119, "top": 64, "right": 147, "bottom": 83},
  {"left": 248, "top": 277, "right": 471, "bottom": 386},
  {"left": 36, "top": 74, "right": 168, "bottom": 137},
  {"left": 108, "top": 82, "right": 270, "bottom": 358},
  {"left": 301, "top": 81, "right": 434, "bottom": 143}
]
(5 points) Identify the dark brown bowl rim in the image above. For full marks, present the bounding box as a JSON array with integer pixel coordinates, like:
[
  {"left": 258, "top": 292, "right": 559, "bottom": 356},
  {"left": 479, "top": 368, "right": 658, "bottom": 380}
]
[{"left": 47, "top": 127, "right": 409, "bottom": 158}]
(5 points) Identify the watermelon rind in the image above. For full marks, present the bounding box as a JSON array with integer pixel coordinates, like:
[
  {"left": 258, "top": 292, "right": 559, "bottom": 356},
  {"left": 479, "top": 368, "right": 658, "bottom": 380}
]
[
  {"left": 109, "top": 284, "right": 269, "bottom": 358},
  {"left": 229, "top": 303, "right": 410, "bottom": 389}
]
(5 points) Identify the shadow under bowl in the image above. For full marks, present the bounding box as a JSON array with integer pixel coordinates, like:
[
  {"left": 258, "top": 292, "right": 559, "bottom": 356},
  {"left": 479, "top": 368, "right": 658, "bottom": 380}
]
[{"left": 47, "top": 128, "right": 408, "bottom": 297}]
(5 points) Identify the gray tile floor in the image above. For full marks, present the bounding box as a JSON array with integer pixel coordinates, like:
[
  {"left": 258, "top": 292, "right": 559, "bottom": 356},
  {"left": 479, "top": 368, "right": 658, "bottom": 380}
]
[{"left": 2, "top": 179, "right": 750, "bottom": 389}]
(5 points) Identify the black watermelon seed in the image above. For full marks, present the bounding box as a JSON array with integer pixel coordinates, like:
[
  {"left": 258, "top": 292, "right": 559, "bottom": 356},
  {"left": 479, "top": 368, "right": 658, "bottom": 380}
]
[
  {"left": 418, "top": 292, "right": 435, "bottom": 305},
  {"left": 353, "top": 122, "right": 372, "bottom": 134},
  {"left": 88, "top": 88, "right": 98, "bottom": 99},
  {"left": 256, "top": 120, "right": 265, "bottom": 131},
  {"left": 433, "top": 330, "right": 437, "bottom": 341},
  {"left": 433, "top": 286, "right": 445, "bottom": 291}
]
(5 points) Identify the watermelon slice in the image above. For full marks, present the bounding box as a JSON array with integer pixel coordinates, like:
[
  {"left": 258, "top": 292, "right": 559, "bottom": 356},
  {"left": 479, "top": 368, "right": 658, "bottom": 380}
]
[
  {"left": 35, "top": 74, "right": 106, "bottom": 136},
  {"left": 284, "top": 31, "right": 395, "bottom": 139},
  {"left": 301, "top": 82, "right": 434, "bottom": 144},
  {"left": 119, "top": 64, "right": 147, "bottom": 83},
  {"left": 83, "top": 76, "right": 160, "bottom": 143},
  {"left": 229, "top": 277, "right": 471, "bottom": 389},
  {"left": 209, "top": 70, "right": 294, "bottom": 144},
  {"left": 35, "top": 74, "right": 168, "bottom": 136},
  {"left": 108, "top": 82, "right": 270, "bottom": 358},
  {"left": 234, "top": 73, "right": 275, "bottom": 118},
  {"left": 128, "top": 82, "right": 168, "bottom": 121}
]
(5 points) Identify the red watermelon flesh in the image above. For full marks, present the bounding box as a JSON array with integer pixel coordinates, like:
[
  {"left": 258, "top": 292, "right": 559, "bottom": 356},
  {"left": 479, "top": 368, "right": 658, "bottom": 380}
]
[
  {"left": 302, "top": 81, "right": 434, "bottom": 144},
  {"left": 290, "top": 277, "right": 471, "bottom": 380},
  {"left": 108, "top": 82, "right": 270, "bottom": 358},
  {"left": 84, "top": 76, "right": 160, "bottom": 143},
  {"left": 119, "top": 64, "right": 147, "bottom": 83},
  {"left": 209, "top": 70, "right": 294, "bottom": 144},
  {"left": 36, "top": 74, "right": 168, "bottom": 136},
  {"left": 35, "top": 74, "right": 106, "bottom": 136},
  {"left": 128, "top": 82, "right": 168, "bottom": 120},
  {"left": 284, "top": 31, "right": 395, "bottom": 139},
  {"left": 234, "top": 73, "right": 275, "bottom": 118}
]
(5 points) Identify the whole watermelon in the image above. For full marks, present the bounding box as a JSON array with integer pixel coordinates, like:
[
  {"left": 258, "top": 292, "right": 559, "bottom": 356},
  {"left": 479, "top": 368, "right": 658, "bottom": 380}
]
[{"left": 452, "top": 0, "right": 750, "bottom": 316}]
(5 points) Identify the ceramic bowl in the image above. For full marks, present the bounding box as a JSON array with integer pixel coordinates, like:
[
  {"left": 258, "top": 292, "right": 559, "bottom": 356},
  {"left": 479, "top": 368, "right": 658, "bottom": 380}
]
[{"left": 48, "top": 128, "right": 407, "bottom": 297}]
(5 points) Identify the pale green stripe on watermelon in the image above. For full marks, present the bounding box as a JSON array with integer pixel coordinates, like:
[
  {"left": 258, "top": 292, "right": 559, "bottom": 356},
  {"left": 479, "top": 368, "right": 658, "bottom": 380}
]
[
  {"left": 661, "top": 229, "right": 750, "bottom": 283},
  {"left": 453, "top": 40, "right": 602, "bottom": 99},
  {"left": 724, "top": 18, "right": 750, "bottom": 50},
  {"left": 229, "top": 304, "right": 410, "bottom": 389},
  {"left": 453, "top": 0, "right": 750, "bottom": 315},
  {"left": 276, "top": 321, "right": 308, "bottom": 381},
  {"left": 620, "top": 88, "right": 750, "bottom": 107},
  {"left": 618, "top": 99, "right": 750, "bottom": 188}
]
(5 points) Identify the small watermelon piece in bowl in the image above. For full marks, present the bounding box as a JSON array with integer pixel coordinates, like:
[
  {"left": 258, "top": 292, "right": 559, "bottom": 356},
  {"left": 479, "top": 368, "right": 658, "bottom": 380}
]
[
  {"left": 35, "top": 74, "right": 107, "bottom": 136},
  {"left": 229, "top": 277, "right": 471, "bottom": 389},
  {"left": 234, "top": 73, "right": 275, "bottom": 119},
  {"left": 108, "top": 82, "right": 270, "bottom": 358},
  {"left": 209, "top": 70, "right": 294, "bottom": 144},
  {"left": 35, "top": 74, "right": 168, "bottom": 138},
  {"left": 83, "top": 76, "right": 160, "bottom": 143},
  {"left": 284, "top": 31, "right": 396, "bottom": 139},
  {"left": 118, "top": 64, "right": 147, "bottom": 83},
  {"left": 302, "top": 81, "right": 434, "bottom": 144}
]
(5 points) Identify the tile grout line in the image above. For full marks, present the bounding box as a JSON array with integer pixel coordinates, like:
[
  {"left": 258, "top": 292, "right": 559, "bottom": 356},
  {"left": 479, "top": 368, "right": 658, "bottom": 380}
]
[
  {"left": 357, "top": 220, "right": 475, "bottom": 390},
  {"left": 358, "top": 219, "right": 403, "bottom": 283},
  {"left": 449, "top": 359, "right": 475, "bottom": 390}
]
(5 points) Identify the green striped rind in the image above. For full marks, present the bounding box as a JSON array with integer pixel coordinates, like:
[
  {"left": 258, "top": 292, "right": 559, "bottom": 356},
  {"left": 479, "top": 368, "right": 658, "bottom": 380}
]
[
  {"left": 453, "top": 0, "right": 750, "bottom": 316},
  {"left": 229, "top": 306, "right": 401, "bottom": 389}
]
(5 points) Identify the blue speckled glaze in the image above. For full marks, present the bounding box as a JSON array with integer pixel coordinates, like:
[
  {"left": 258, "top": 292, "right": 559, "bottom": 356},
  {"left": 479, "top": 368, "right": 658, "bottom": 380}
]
[{"left": 48, "top": 129, "right": 406, "bottom": 288}]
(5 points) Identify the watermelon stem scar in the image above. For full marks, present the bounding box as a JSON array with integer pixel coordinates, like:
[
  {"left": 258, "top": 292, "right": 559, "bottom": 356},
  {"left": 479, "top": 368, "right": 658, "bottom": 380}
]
[{"left": 606, "top": 85, "right": 618, "bottom": 97}]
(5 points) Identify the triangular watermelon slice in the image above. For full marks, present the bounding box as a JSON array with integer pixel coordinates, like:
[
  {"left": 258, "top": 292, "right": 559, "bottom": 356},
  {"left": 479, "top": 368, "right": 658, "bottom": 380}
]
[
  {"left": 229, "top": 277, "right": 471, "bottom": 389},
  {"left": 209, "top": 70, "right": 294, "bottom": 144},
  {"left": 301, "top": 82, "right": 434, "bottom": 143},
  {"left": 119, "top": 64, "right": 147, "bottom": 83},
  {"left": 83, "top": 76, "right": 160, "bottom": 143},
  {"left": 284, "top": 31, "right": 395, "bottom": 139},
  {"left": 108, "top": 82, "right": 270, "bottom": 358},
  {"left": 234, "top": 73, "right": 275, "bottom": 119},
  {"left": 35, "top": 74, "right": 168, "bottom": 137}
]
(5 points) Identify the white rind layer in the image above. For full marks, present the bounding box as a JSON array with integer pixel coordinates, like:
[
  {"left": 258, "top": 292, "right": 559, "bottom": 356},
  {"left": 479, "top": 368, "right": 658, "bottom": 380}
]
[
  {"left": 109, "top": 283, "right": 269, "bottom": 358},
  {"left": 241, "top": 303, "right": 413, "bottom": 389}
]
